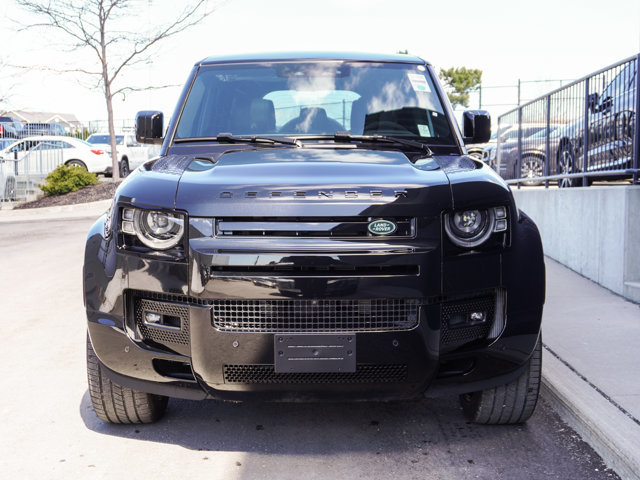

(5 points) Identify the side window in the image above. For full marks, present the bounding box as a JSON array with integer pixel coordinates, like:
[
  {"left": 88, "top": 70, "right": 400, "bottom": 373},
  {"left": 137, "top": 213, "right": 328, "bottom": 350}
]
[
  {"left": 602, "top": 63, "right": 633, "bottom": 99},
  {"left": 10, "top": 142, "right": 25, "bottom": 153}
]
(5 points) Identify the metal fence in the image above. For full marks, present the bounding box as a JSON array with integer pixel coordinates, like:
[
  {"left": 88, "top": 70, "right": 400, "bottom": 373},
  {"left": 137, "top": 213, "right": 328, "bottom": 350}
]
[
  {"left": 0, "top": 141, "right": 65, "bottom": 204},
  {"left": 495, "top": 54, "right": 639, "bottom": 188},
  {"left": 0, "top": 119, "right": 137, "bottom": 204}
]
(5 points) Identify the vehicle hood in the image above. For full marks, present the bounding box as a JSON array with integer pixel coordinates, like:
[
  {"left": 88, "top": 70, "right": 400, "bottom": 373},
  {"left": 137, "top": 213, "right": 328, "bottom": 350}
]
[{"left": 175, "top": 148, "right": 453, "bottom": 217}]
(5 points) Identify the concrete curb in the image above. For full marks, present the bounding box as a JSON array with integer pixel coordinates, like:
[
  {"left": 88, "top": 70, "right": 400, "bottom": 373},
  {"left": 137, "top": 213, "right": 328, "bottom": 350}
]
[
  {"left": 541, "top": 347, "right": 640, "bottom": 480},
  {"left": 0, "top": 199, "right": 111, "bottom": 222}
]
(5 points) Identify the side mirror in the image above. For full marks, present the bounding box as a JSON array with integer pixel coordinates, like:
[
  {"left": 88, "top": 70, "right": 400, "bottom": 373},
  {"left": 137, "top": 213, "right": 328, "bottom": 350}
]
[
  {"left": 587, "top": 93, "right": 600, "bottom": 113},
  {"left": 136, "top": 111, "right": 164, "bottom": 145},
  {"left": 462, "top": 110, "right": 491, "bottom": 144}
]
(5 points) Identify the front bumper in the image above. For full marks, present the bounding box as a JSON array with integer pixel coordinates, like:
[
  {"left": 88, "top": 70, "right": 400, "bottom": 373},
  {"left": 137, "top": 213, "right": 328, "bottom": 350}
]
[{"left": 84, "top": 209, "right": 544, "bottom": 401}]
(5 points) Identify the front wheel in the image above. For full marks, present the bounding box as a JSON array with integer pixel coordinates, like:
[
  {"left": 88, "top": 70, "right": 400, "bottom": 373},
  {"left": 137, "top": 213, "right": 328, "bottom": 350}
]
[
  {"left": 557, "top": 144, "right": 582, "bottom": 188},
  {"left": 520, "top": 156, "right": 544, "bottom": 186},
  {"left": 459, "top": 334, "right": 542, "bottom": 424},
  {"left": 119, "top": 158, "right": 130, "bottom": 177},
  {"left": 86, "top": 334, "right": 168, "bottom": 424}
]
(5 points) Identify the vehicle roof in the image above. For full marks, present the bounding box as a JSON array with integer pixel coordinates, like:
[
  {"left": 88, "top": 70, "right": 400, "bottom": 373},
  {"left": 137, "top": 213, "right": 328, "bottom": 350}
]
[
  {"left": 14, "top": 135, "right": 85, "bottom": 143},
  {"left": 198, "top": 51, "right": 429, "bottom": 66}
]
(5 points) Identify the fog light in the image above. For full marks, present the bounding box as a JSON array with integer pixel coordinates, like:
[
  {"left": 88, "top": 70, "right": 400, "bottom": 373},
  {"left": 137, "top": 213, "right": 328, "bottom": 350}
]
[
  {"left": 469, "top": 311, "right": 486, "bottom": 325},
  {"left": 144, "top": 312, "right": 162, "bottom": 324}
]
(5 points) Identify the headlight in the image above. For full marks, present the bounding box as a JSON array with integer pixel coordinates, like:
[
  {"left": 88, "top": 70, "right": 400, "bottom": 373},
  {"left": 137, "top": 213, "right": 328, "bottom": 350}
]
[
  {"left": 121, "top": 207, "right": 184, "bottom": 250},
  {"left": 445, "top": 206, "right": 507, "bottom": 248}
]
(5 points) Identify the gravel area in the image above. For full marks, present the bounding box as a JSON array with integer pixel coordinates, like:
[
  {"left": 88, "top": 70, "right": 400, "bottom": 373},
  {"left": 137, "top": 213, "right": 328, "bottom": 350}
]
[{"left": 14, "top": 181, "right": 121, "bottom": 209}]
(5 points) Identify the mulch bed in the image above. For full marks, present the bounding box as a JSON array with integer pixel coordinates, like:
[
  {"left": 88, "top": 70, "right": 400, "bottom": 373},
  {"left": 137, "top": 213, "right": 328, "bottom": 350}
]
[{"left": 14, "top": 181, "right": 121, "bottom": 209}]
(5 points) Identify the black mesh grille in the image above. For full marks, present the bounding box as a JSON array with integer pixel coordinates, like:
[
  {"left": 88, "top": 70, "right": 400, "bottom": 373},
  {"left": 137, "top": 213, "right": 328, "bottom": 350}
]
[
  {"left": 223, "top": 364, "right": 408, "bottom": 384},
  {"left": 212, "top": 298, "right": 420, "bottom": 333},
  {"left": 440, "top": 294, "right": 495, "bottom": 348},
  {"left": 135, "top": 298, "right": 190, "bottom": 346}
]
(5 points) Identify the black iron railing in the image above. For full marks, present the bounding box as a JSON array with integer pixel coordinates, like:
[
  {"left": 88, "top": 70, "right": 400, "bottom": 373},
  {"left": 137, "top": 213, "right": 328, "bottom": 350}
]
[{"left": 494, "top": 54, "right": 639, "bottom": 188}]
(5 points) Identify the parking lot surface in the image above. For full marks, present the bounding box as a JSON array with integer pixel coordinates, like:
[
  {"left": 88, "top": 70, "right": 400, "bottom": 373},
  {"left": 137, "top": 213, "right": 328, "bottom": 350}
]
[{"left": 0, "top": 215, "right": 619, "bottom": 479}]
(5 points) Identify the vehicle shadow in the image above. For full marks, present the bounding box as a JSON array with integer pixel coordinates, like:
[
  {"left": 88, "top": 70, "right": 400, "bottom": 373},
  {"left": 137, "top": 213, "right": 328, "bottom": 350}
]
[{"left": 79, "top": 390, "right": 522, "bottom": 454}]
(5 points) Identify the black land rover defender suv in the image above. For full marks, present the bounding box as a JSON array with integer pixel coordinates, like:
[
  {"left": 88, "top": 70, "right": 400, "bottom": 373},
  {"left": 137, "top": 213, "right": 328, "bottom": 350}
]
[{"left": 83, "top": 52, "right": 544, "bottom": 424}]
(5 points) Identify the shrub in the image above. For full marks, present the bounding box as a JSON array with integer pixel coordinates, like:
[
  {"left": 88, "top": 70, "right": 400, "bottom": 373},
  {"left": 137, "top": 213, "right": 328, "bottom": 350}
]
[{"left": 40, "top": 164, "right": 99, "bottom": 195}]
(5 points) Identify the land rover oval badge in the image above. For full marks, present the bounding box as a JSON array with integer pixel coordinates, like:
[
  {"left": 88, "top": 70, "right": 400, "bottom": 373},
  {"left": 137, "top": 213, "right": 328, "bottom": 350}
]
[{"left": 368, "top": 219, "right": 397, "bottom": 235}]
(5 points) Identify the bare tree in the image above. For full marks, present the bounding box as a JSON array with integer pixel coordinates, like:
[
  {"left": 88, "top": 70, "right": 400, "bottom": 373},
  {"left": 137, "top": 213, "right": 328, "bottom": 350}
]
[
  {"left": 0, "top": 58, "right": 15, "bottom": 107},
  {"left": 17, "top": 0, "right": 217, "bottom": 180}
]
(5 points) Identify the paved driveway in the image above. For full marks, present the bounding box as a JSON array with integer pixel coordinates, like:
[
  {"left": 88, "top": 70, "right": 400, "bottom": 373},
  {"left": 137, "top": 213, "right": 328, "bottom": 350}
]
[{"left": 0, "top": 215, "right": 618, "bottom": 479}]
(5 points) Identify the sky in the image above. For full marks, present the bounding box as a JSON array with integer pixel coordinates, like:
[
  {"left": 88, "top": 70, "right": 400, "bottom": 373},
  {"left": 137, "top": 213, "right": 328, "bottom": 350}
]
[{"left": 1, "top": 0, "right": 639, "bottom": 127}]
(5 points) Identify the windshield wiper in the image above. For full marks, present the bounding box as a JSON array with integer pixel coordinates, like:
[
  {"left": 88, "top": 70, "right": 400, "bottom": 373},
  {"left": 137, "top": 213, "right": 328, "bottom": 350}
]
[
  {"left": 174, "top": 133, "right": 301, "bottom": 147},
  {"left": 333, "top": 132, "right": 433, "bottom": 156}
]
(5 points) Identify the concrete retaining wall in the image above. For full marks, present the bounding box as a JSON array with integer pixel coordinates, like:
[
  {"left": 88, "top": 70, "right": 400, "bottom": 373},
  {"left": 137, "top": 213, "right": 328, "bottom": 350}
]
[{"left": 512, "top": 186, "right": 640, "bottom": 304}]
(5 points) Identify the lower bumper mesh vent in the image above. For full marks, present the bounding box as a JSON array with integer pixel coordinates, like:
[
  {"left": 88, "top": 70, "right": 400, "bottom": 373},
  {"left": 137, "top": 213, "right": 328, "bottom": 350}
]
[
  {"left": 135, "top": 298, "right": 190, "bottom": 346},
  {"left": 224, "top": 364, "right": 408, "bottom": 384},
  {"left": 212, "top": 298, "right": 420, "bottom": 333},
  {"left": 440, "top": 292, "right": 500, "bottom": 351}
]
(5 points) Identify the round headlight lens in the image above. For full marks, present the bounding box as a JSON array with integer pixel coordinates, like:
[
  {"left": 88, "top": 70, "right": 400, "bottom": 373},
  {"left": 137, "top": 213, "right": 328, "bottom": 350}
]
[
  {"left": 133, "top": 210, "right": 184, "bottom": 249},
  {"left": 445, "top": 209, "right": 494, "bottom": 247}
]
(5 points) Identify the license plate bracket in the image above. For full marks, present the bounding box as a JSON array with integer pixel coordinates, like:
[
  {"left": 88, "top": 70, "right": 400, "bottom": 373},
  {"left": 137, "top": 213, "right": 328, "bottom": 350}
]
[{"left": 274, "top": 333, "right": 356, "bottom": 373}]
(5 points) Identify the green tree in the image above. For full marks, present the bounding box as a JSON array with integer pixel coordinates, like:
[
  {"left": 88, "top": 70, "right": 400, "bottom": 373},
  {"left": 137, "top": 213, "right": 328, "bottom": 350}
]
[{"left": 439, "top": 67, "right": 482, "bottom": 109}]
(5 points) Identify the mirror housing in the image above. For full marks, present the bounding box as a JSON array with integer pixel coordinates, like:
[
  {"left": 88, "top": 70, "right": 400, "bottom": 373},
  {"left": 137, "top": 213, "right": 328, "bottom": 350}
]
[
  {"left": 136, "top": 111, "right": 164, "bottom": 145},
  {"left": 462, "top": 110, "right": 491, "bottom": 144}
]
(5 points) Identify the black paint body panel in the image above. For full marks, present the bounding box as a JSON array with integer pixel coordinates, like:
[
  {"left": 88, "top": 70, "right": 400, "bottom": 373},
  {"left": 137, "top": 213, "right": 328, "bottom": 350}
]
[{"left": 83, "top": 54, "right": 544, "bottom": 403}]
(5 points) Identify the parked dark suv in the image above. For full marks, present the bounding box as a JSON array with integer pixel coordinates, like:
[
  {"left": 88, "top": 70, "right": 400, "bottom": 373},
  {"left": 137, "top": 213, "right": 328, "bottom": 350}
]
[
  {"left": 83, "top": 52, "right": 544, "bottom": 425},
  {"left": 557, "top": 60, "right": 637, "bottom": 187}
]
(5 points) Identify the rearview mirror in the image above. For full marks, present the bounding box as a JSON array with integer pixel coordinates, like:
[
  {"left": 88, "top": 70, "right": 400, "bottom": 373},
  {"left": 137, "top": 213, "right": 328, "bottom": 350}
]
[
  {"left": 462, "top": 110, "right": 491, "bottom": 144},
  {"left": 136, "top": 111, "right": 164, "bottom": 145}
]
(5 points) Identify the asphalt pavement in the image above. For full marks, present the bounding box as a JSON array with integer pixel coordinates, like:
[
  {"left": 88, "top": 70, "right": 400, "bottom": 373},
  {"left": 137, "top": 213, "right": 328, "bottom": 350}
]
[{"left": 0, "top": 201, "right": 637, "bottom": 479}]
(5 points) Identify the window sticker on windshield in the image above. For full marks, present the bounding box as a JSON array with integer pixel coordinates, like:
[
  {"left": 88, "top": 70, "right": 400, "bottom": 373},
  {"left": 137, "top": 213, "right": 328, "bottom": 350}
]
[
  {"left": 408, "top": 73, "right": 431, "bottom": 93},
  {"left": 417, "top": 124, "right": 431, "bottom": 136}
]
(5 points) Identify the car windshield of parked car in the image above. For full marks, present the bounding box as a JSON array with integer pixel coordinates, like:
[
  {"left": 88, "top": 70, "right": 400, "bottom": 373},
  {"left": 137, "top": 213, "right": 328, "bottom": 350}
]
[
  {"left": 88, "top": 135, "right": 124, "bottom": 145},
  {"left": 175, "top": 61, "right": 456, "bottom": 145}
]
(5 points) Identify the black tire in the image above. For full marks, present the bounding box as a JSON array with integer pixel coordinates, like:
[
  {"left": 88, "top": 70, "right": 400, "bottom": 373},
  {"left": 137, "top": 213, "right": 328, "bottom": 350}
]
[
  {"left": 67, "top": 159, "right": 88, "bottom": 170},
  {"left": 459, "top": 334, "right": 542, "bottom": 425},
  {"left": 520, "top": 155, "right": 544, "bottom": 186},
  {"left": 119, "top": 158, "right": 130, "bottom": 177},
  {"left": 614, "top": 111, "right": 634, "bottom": 161},
  {"left": 86, "top": 334, "right": 168, "bottom": 424},
  {"left": 557, "top": 144, "right": 582, "bottom": 188}
]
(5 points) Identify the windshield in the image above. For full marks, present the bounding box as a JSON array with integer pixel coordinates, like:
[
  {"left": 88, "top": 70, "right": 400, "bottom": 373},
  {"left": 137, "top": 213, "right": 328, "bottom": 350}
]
[
  {"left": 88, "top": 135, "right": 124, "bottom": 145},
  {"left": 175, "top": 61, "right": 455, "bottom": 145}
]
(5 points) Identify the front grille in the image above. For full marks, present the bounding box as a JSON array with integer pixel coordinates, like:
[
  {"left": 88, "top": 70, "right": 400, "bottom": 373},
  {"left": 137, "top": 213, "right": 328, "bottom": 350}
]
[
  {"left": 440, "top": 294, "right": 496, "bottom": 350},
  {"left": 135, "top": 298, "right": 190, "bottom": 346},
  {"left": 211, "top": 264, "right": 419, "bottom": 277},
  {"left": 215, "top": 216, "right": 414, "bottom": 238},
  {"left": 212, "top": 298, "right": 421, "bottom": 333},
  {"left": 223, "top": 364, "right": 408, "bottom": 384}
]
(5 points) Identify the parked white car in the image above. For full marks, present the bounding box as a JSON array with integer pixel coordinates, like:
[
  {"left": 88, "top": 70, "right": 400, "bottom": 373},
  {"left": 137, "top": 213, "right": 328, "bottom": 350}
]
[
  {"left": 86, "top": 133, "right": 159, "bottom": 177},
  {"left": 0, "top": 136, "right": 112, "bottom": 175}
]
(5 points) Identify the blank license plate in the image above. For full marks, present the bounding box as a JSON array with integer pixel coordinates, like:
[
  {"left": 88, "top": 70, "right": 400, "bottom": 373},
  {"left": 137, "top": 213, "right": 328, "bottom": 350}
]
[{"left": 274, "top": 334, "right": 356, "bottom": 373}]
